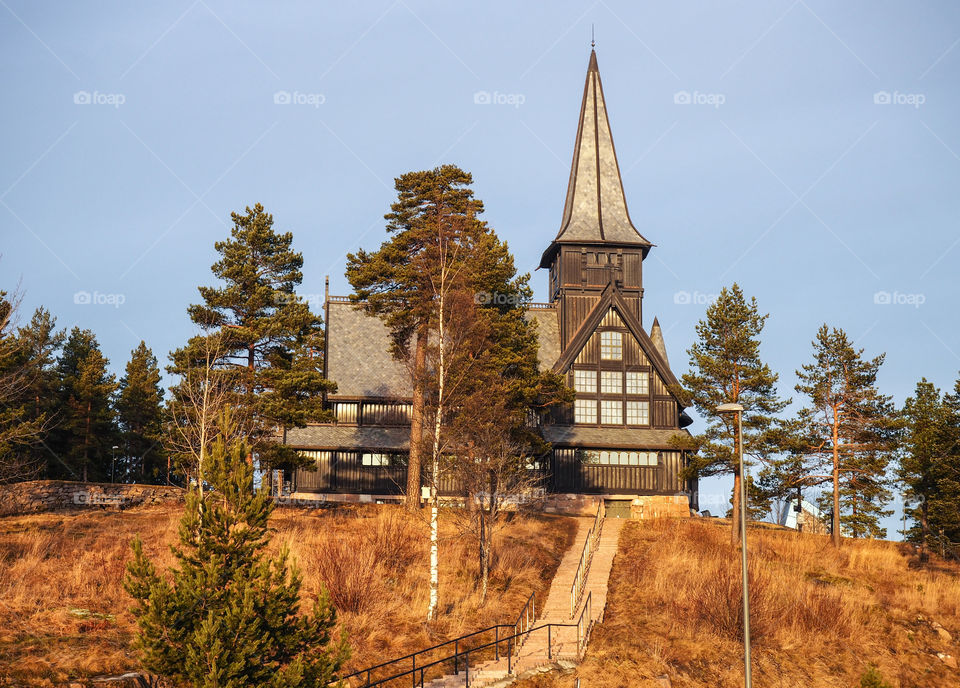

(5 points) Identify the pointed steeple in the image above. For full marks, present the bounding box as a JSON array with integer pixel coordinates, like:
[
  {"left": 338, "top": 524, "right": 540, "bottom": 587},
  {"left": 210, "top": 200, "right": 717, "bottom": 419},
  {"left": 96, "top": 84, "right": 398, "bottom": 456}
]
[
  {"left": 539, "top": 49, "right": 651, "bottom": 268},
  {"left": 649, "top": 317, "right": 670, "bottom": 367}
]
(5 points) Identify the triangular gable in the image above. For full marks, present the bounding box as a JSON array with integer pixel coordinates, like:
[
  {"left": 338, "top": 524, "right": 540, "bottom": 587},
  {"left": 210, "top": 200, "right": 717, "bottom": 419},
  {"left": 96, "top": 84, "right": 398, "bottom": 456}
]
[{"left": 552, "top": 283, "right": 685, "bottom": 406}]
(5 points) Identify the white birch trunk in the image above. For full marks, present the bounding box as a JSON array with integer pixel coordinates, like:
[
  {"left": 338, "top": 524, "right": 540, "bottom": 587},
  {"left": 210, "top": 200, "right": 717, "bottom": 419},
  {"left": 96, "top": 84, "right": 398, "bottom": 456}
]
[{"left": 426, "top": 233, "right": 447, "bottom": 622}]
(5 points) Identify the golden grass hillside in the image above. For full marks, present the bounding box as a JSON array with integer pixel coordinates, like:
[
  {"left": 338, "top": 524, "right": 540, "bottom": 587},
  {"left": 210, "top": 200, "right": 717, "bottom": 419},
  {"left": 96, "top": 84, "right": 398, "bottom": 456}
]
[
  {"left": 517, "top": 518, "right": 960, "bottom": 688},
  {"left": 0, "top": 503, "right": 575, "bottom": 685}
]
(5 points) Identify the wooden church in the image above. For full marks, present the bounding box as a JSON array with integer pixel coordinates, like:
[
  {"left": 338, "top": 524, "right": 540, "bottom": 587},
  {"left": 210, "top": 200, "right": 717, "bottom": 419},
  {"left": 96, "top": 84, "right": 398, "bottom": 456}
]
[{"left": 286, "top": 50, "right": 698, "bottom": 517}]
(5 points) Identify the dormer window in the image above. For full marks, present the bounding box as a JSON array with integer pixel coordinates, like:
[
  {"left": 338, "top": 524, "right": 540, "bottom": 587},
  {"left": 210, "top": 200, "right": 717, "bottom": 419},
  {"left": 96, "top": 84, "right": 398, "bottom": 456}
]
[{"left": 600, "top": 331, "right": 622, "bottom": 360}]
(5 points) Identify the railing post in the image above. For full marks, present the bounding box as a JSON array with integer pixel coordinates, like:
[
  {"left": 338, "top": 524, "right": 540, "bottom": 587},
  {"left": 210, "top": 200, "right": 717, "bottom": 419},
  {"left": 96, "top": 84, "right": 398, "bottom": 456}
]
[
  {"left": 495, "top": 626, "right": 500, "bottom": 660},
  {"left": 548, "top": 625, "right": 552, "bottom": 659},
  {"left": 411, "top": 655, "right": 415, "bottom": 686},
  {"left": 508, "top": 635, "right": 513, "bottom": 674},
  {"left": 454, "top": 639, "right": 458, "bottom": 675},
  {"left": 465, "top": 651, "right": 470, "bottom": 688}
]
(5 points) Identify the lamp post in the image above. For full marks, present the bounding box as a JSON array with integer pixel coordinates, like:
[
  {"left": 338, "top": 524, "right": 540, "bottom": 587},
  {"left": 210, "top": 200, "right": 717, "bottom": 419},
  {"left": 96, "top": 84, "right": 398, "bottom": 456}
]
[
  {"left": 716, "top": 402, "right": 751, "bottom": 688},
  {"left": 111, "top": 445, "right": 119, "bottom": 483}
]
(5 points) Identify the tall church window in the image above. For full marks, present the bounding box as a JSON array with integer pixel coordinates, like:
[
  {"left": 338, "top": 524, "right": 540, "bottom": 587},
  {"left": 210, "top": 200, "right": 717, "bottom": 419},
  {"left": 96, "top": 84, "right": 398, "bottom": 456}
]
[{"left": 600, "top": 331, "right": 622, "bottom": 360}]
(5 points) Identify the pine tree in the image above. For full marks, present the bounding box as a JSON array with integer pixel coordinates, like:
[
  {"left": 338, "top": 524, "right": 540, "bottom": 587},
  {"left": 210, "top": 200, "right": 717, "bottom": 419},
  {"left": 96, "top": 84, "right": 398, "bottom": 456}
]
[
  {"left": 117, "top": 341, "right": 165, "bottom": 483},
  {"left": 793, "top": 325, "right": 896, "bottom": 545},
  {"left": 171, "top": 204, "right": 335, "bottom": 491},
  {"left": 53, "top": 328, "right": 118, "bottom": 482},
  {"left": 346, "top": 165, "right": 565, "bottom": 511},
  {"left": 13, "top": 307, "right": 64, "bottom": 472},
  {"left": 124, "top": 423, "right": 348, "bottom": 687},
  {"left": 932, "top": 376, "right": 960, "bottom": 548},
  {"left": 678, "top": 284, "right": 788, "bottom": 545},
  {"left": 0, "top": 294, "right": 62, "bottom": 482}
]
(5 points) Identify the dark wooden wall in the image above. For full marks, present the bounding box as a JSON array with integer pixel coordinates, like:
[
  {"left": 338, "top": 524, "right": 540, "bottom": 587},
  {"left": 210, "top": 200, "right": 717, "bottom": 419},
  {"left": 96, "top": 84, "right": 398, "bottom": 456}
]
[{"left": 293, "top": 448, "right": 688, "bottom": 497}]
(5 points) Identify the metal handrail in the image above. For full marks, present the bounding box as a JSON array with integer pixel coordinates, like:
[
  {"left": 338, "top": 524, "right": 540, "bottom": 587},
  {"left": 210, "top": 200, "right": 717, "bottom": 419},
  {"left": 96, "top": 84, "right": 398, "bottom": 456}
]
[
  {"left": 569, "top": 499, "right": 605, "bottom": 617},
  {"left": 928, "top": 531, "right": 960, "bottom": 562},
  {"left": 338, "top": 617, "right": 594, "bottom": 688},
  {"left": 339, "top": 592, "right": 535, "bottom": 688}
]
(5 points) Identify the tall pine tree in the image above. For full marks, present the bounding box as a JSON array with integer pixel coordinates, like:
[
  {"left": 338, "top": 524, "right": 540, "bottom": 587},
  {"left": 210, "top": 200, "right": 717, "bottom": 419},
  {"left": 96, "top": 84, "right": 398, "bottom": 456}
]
[
  {"left": 678, "top": 284, "right": 788, "bottom": 545},
  {"left": 171, "top": 204, "right": 335, "bottom": 491},
  {"left": 0, "top": 294, "right": 62, "bottom": 482},
  {"left": 117, "top": 341, "right": 165, "bottom": 483},
  {"left": 346, "top": 165, "right": 565, "bottom": 510},
  {"left": 53, "top": 328, "right": 118, "bottom": 481},
  {"left": 125, "top": 424, "right": 348, "bottom": 687},
  {"left": 933, "top": 376, "right": 960, "bottom": 548},
  {"left": 793, "top": 325, "right": 896, "bottom": 544}
]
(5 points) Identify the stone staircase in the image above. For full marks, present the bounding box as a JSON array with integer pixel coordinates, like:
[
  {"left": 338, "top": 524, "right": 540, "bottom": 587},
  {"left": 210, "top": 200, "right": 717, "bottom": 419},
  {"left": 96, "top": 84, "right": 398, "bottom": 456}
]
[{"left": 414, "top": 513, "right": 625, "bottom": 688}]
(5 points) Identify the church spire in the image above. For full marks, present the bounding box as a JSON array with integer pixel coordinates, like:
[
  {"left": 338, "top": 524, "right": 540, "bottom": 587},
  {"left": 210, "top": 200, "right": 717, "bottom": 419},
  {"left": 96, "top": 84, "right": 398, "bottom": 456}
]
[{"left": 539, "top": 49, "right": 651, "bottom": 268}]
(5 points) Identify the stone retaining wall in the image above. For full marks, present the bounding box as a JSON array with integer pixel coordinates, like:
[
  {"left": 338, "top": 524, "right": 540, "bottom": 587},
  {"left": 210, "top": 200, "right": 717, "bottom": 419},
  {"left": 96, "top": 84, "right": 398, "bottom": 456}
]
[
  {"left": 0, "top": 480, "right": 185, "bottom": 517},
  {"left": 542, "top": 493, "right": 692, "bottom": 518}
]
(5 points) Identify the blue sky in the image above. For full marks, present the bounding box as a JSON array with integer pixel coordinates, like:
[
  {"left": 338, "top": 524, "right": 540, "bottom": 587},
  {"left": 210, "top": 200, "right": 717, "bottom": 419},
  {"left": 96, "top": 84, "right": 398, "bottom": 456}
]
[{"left": 2, "top": 1, "right": 959, "bottom": 532}]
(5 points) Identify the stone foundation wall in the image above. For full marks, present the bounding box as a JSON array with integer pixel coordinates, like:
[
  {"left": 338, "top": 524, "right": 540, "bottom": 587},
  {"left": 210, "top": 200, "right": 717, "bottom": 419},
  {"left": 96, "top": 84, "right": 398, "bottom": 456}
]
[
  {"left": 542, "top": 493, "right": 692, "bottom": 518},
  {"left": 0, "top": 480, "right": 185, "bottom": 517},
  {"left": 629, "top": 495, "right": 691, "bottom": 519}
]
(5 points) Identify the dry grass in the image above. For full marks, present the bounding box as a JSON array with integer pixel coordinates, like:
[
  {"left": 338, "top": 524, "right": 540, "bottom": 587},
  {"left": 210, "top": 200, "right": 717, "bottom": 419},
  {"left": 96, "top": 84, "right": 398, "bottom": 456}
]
[
  {"left": 516, "top": 518, "right": 960, "bottom": 688},
  {"left": 0, "top": 503, "right": 575, "bottom": 685}
]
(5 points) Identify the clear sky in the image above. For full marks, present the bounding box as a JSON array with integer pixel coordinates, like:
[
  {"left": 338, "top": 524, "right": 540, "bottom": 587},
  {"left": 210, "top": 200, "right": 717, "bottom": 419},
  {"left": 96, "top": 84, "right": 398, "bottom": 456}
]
[{"left": 3, "top": 1, "right": 959, "bottom": 535}]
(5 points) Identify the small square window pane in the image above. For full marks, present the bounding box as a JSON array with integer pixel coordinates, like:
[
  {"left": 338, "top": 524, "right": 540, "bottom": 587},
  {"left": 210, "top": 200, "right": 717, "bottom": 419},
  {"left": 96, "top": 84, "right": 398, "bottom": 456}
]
[
  {"left": 626, "top": 371, "right": 649, "bottom": 395},
  {"left": 575, "top": 399, "right": 597, "bottom": 424},
  {"left": 574, "top": 369, "right": 596, "bottom": 393},
  {"left": 600, "top": 400, "right": 622, "bottom": 424},
  {"left": 600, "top": 331, "right": 623, "bottom": 360},
  {"left": 600, "top": 371, "right": 622, "bottom": 394},
  {"left": 626, "top": 401, "right": 650, "bottom": 425}
]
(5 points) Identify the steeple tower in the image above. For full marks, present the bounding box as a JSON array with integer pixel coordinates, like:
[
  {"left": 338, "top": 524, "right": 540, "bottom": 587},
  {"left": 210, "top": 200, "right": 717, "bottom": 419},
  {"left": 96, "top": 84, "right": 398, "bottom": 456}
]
[{"left": 543, "top": 49, "right": 652, "bottom": 347}]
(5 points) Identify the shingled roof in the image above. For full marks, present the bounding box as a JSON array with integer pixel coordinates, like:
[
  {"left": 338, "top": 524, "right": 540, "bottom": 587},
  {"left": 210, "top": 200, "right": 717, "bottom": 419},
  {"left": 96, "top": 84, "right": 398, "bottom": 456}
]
[
  {"left": 285, "top": 425, "right": 409, "bottom": 450},
  {"left": 539, "top": 49, "right": 652, "bottom": 269},
  {"left": 326, "top": 300, "right": 412, "bottom": 399},
  {"left": 326, "top": 301, "right": 563, "bottom": 399},
  {"left": 543, "top": 426, "right": 689, "bottom": 450}
]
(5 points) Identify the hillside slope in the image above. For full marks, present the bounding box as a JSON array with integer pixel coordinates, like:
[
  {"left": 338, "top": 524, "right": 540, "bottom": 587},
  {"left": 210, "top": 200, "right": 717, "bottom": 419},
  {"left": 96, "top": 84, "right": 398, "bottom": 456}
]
[
  {"left": 0, "top": 503, "right": 575, "bottom": 685},
  {"left": 517, "top": 519, "right": 960, "bottom": 688}
]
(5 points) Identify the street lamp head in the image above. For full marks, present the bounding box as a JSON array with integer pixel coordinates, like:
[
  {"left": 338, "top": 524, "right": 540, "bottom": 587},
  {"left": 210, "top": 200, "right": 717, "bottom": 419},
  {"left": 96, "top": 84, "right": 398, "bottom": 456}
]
[
  {"left": 715, "top": 402, "right": 744, "bottom": 414},
  {"left": 112, "top": 445, "right": 119, "bottom": 450}
]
